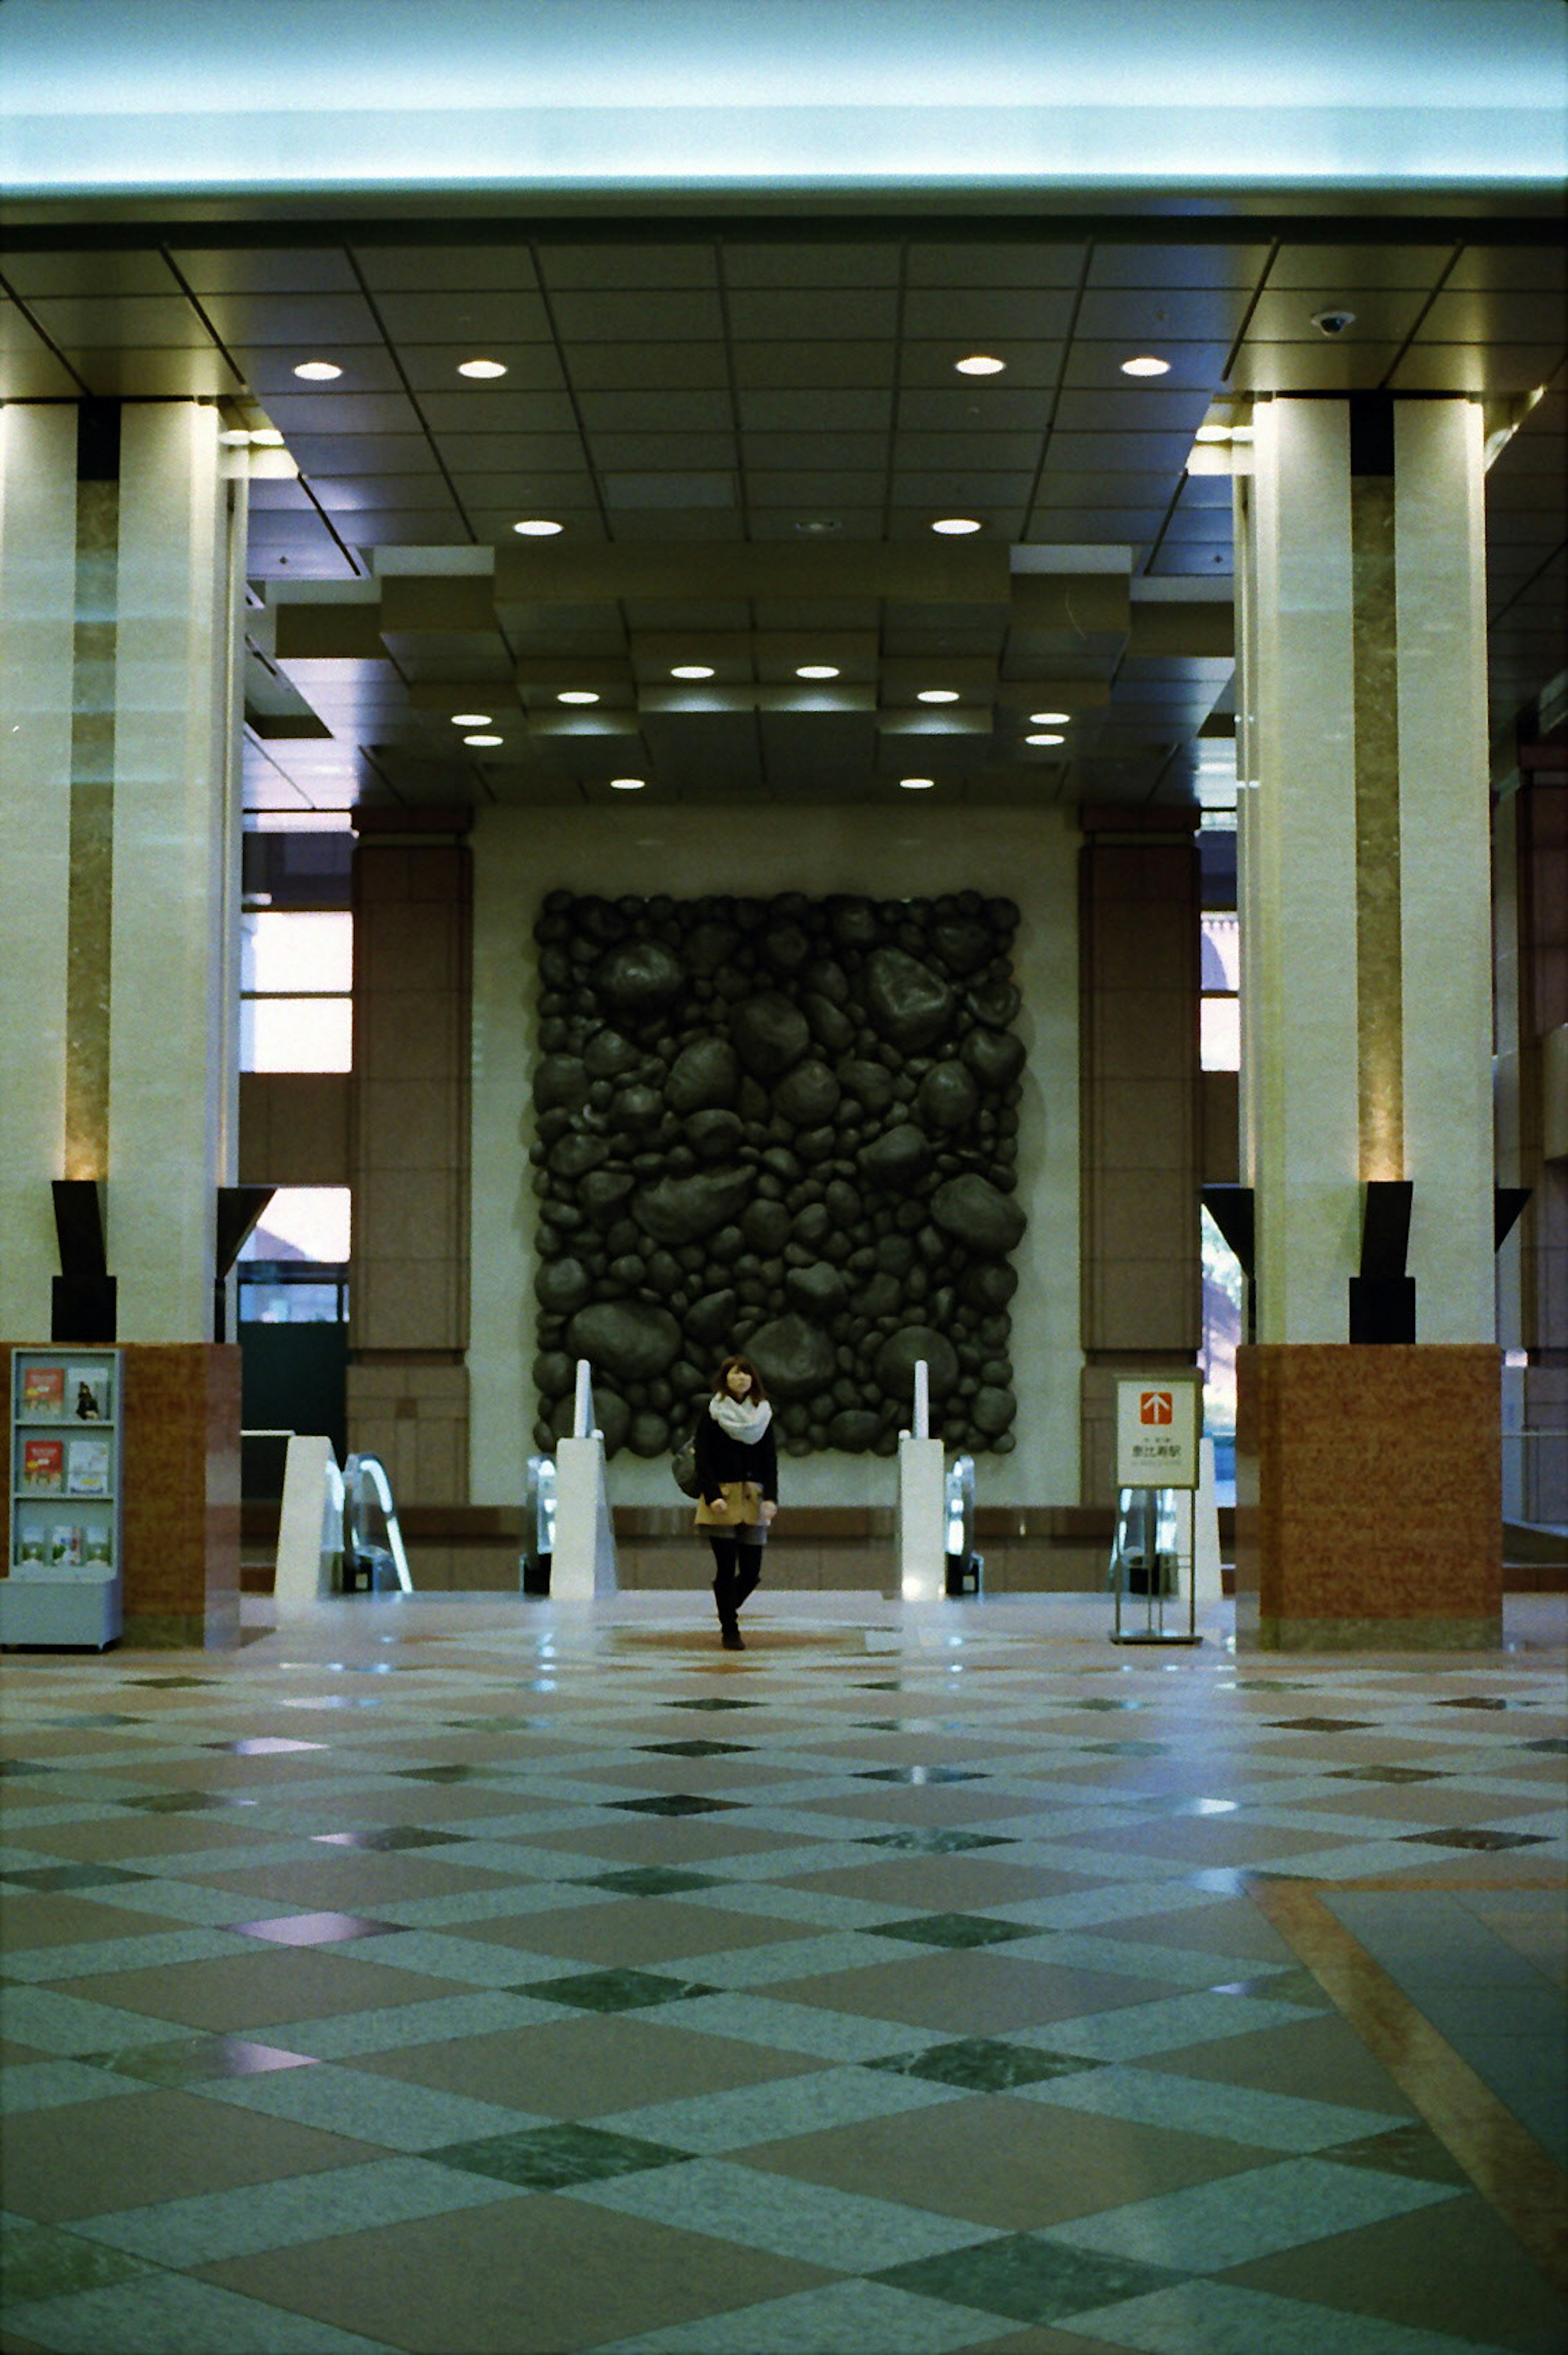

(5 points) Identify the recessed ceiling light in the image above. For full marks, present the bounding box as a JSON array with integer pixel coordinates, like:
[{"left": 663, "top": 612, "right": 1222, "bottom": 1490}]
[
  {"left": 955, "top": 355, "right": 1006, "bottom": 376},
  {"left": 609, "top": 776, "right": 646, "bottom": 791},
  {"left": 557, "top": 690, "right": 599, "bottom": 705},
  {"left": 463, "top": 733, "right": 503, "bottom": 747},
  {"left": 450, "top": 712, "right": 492, "bottom": 726},
  {"left": 900, "top": 776, "right": 935, "bottom": 791},
  {"left": 457, "top": 359, "right": 508, "bottom": 379},
  {"left": 917, "top": 689, "right": 960, "bottom": 704},
  {"left": 793, "top": 518, "right": 842, "bottom": 535},
  {"left": 1025, "top": 731, "right": 1065, "bottom": 746},
  {"left": 1121, "top": 355, "right": 1171, "bottom": 377},
  {"left": 292, "top": 360, "right": 342, "bottom": 381},
  {"left": 795, "top": 664, "right": 840, "bottom": 680},
  {"left": 931, "top": 517, "right": 983, "bottom": 535},
  {"left": 670, "top": 664, "right": 715, "bottom": 680},
  {"left": 1029, "top": 710, "right": 1070, "bottom": 725},
  {"left": 512, "top": 518, "right": 563, "bottom": 536}
]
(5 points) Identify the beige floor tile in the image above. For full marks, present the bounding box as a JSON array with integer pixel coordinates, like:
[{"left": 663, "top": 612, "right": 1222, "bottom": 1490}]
[
  {"left": 450, "top": 1900, "right": 824, "bottom": 1966},
  {"left": 780, "top": 1857, "right": 1092, "bottom": 1911},
  {"left": 203, "top": 2185, "right": 829, "bottom": 2352},
  {"left": 744, "top": 2090, "right": 1274, "bottom": 2229},
  {"left": 1131, "top": 2010, "right": 1421, "bottom": 2115},
  {"left": 768, "top": 1953, "right": 1178, "bottom": 2036},
  {"left": 2, "top": 2085, "right": 374, "bottom": 2221},
  {"left": 354, "top": 2014, "right": 822, "bottom": 2113},
  {"left": 57, "top": 1948, "right": 467, "bottom": 2031},
  {"left": 189, "top": 1853, "right": 519, "bottom": 1907},
  {"left": 0, "top": 1892, "right": 194, "bottom": 1953},
  {"left": 1224, "top": 2191, "right": 1568, "bottom": 2352}
]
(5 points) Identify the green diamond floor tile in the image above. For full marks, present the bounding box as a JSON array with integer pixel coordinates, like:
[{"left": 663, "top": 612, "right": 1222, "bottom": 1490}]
[
  {"left": 580, "top": 1867, "right": 727, "bottom": 1896},
  {"left": 876, "top": 2232, "right": 1182, "bottom": 2325},
  {"left": 1, "top": 1867, "right": 150, "bottom": 1894},
  {"left": 637, "top": 1742, "right": 755, "bottom": 1760},
  {"left": 857, "top": 1831, "right": 1018, "bottom": 1853},
  {"left": 662, "top": 1698, "right": 763, "bottom": 1713},
  {"left": 1, "top": 2269, "right": 396, "bottom": 2353},
  {"left": 870, "top": 2037, "right": 1102, "bottom": 2091},
  {"left": 610, "top": 1795, "right": 745, "bottom": 1818},
  {"left": 1063, "top": 2275, "right": 1513, "bottom": 2355},
  {"left": 599, "top": 2057, "right": 962, "bottom": 2154},
  {"left": 427, "top": 2119, "right": 692, "bottom": 2190},
  {"left": 1041, "top": 2153, "right": 1462, "bottom": 2273},
  {"left": 514, "top": 1967, "right": 719, "bottom": 2012},
  {"left": 1317, "top": 2124, "right": 1473, "bottom": 2186},
  {"left": 867, "top": 1914, "right": 1037, "bottom": 1950},
  {"left": 0, "top": 2218, "right": 149, "bottom": 2304},
  {"left": 571, "top": 2153, "right": 991, "bottom": 2272},
  {"left": 599, "top": 2273, "right": 1017, "bottom": 2353}
]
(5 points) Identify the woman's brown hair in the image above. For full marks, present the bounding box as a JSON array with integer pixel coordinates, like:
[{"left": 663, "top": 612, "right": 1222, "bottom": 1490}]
[{"left": 714, "top": 1355, "right": 768, "bottom": 1404}]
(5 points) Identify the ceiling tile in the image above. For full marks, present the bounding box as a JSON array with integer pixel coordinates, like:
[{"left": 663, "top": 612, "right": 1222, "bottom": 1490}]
[
  {"left": 388, "top": 345, "right": 570, "bottom": 394},
  {"left": 539, "top": 244, "right": 719, "bottom": 290},
  {"left": 1024, "top": 508, "right": 1168, "bottom": 541},
  {"left": 1227, "top": 342, "right": 1405, "bottom": 392},
  {"left": 2, "top": 251, "right": 180, "bottom": 298},
  {"left": 1389, "top": 343, "right": 1566, "bottom": 394},
  {"left": 737, "top": 346, "right": 896, "bottom": 397},
  {"left": 62, "top": 349, "right": 240, "bottom": 397},
  {"left": 737, "top": 389, "right": 893, "bottom": 431},
  {"left": 895, "top": 387, "right": 1056, "bottom": 430},
  {"left": 898, "top": 341, "right": 1063, "bottom": 388},
  {"left": 566, "top": 342, "right": 730, "bottom": 388},
  {"left": 354, "top": 245, "right": 541, "bottom": 293},
  {"left": 901, "top": 288, "right": 1076, "bottom": 341},
  {"left": 24, "top": 293, "right": 206, "bottom": 345},
  {"left": 892, "top": 472, "right": 1038, "bottom": 504},
  {"left": 1033, "top": 469, "right": 1182, "bottom": 508},
  {"left": 1054, "top": 385, "right": 1214, "bottom": 433},
  {"left": 722, "top": 243, "right": 902, "bottom": 287},
  {"left": 740, "top": 432, "right": 886, "bottom": 471},
  {"left": 548, "top": 290, "right": 725, "bottom": 341},
  {"left": 1417, "top": 289, "right": 1568, "bottom": 344},
  {"left": 906, "top": 242, "right": 1085, "bottom": 286},
  {"left": 1041, "top": 430, "right": 1196, "bottom": 473},
  {"left": 1245, "top": 288, "right": 1426, "bottom": 342},
  {"left": 285, "top": 434, "right": 434, "bottom": 474},
  {"left": 578, "top": 389, "right": 734, "bottom": 431},
  {"left": 893, "top": 430, "right": 1045, "bottom": 468},
  {"left": 1266, "top": 244, "right": 1456, "bottom": 290},
  {"left": 308, "top": 476, "right": 452, "bottom": 512},
  {"left": 262, "top": 392, "right": 425, "bottom": 434},
  {"left": 238, "top": 348, "right": 405, "bottom": 395},
  {"left": 372, "top": 290, "right": 552, "bottom": 342},
  {"left": 1086, "top": 244, "right": 1269, "bottom": 289},
  {"left": 1447, "top": 245, "right": 1568, "bottom": 293},
  {"left": 726, "top": 289, "right": 900, "bottom": 341},
  {"left": 171, "top": 248, "right": 359, "bottom": 294},
  {"left": 0, "top": 347, "right": 81, "bottom": 395},
  {"left": 198, "top": 292, "right": 383, "bottom": 346},
  {"left": 588, "top": 432, "right": 737, "bottom": 469},
  {"left": 417, "top": 394, "right": 581, "bottom": 436},
  {"left": 746, "top": 474, "right": 888, "bottom": 507},
  {"left": 432, "top": 432, "right": 590, "bottom": 472}
]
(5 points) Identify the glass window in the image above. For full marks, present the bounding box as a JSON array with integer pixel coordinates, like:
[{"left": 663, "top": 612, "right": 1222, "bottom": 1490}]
[
  {"left": 238, "top": 1278, "right": 347, "bottom": 1325},
  {"left": 1200, "top": 912, "right": 1240, "bottom": 1071},
  {"left": 1200, "top": 914, "right": 1240, "bottom": 992},
  {"left": 240, "top": 1186, "right": 351, "bottom": 1265},
  {"left": 1200, "top": 1206, "right": 1243, "bottom": 1505},
  {"left": 240, "top": 909, "right": 352, "bottom": 1072},
  {"left": 1200, "top": 996, "right": 1241, "bottom": 1072}
]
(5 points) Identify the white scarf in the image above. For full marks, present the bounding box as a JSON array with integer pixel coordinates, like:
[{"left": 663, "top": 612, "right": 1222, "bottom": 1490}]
[{"left": 708, "top": 1393, "right": 772, "bottom": 1443}]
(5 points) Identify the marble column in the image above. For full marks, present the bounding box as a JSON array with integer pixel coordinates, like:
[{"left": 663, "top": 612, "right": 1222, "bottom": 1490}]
[
  {"left": 1234, "top": 396, "right": 1500, "bottom": 1648},
  {"left": 0, "top": 401, "right": 247, "bottom": 1644}
]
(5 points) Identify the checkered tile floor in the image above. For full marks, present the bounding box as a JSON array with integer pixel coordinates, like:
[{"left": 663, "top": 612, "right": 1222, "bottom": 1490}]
[{"left": 2, "top": 1591, "right": 1564, "bottom": 2355}]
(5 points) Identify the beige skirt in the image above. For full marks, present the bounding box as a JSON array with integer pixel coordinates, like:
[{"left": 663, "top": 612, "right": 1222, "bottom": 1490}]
[{"left": 694, "top": 1480, "right": 767, "bottom": 1533}]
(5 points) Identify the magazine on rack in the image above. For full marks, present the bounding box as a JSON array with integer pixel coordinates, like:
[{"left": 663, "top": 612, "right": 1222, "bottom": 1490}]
[
  {"left": 66, "top": 1438, "right": 111, "bottom": 1497},
  {"left": 66, "top": 1363, "right": 111, "bottom": 1421},
  {"left": 20, "top": 1365, "right": 65, "bottom": 1419}
]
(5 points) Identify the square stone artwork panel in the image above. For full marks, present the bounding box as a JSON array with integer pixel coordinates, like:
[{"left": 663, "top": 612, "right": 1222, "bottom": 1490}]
[{"left": 531, "top": 890, "right": 1026, "bottom": 1459}]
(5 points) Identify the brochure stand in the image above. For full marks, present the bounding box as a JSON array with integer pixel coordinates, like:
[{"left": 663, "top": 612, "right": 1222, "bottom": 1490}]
[{"left": 3, "top": 1346, "right": 123, "bottom": 1649}]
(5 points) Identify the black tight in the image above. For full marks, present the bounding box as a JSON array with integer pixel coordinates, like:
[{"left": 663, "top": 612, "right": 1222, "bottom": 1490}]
[{"left": 708, "top": 1536, "right": 763, "bottom": 1626}]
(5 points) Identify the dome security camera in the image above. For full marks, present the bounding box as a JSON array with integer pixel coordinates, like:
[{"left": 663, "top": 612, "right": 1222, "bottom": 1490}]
[{"left": 1312, "top": 308, "right": 1357, "bottom": 337}]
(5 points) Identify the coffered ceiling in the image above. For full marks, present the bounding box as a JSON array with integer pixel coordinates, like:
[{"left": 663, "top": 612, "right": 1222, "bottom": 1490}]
[{"left": 2, "top": 212, "right": 1562, "bottom": 813}]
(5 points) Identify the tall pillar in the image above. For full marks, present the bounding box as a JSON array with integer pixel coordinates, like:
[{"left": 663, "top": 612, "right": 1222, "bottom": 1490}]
[
  {"left": 347, "top": 815, "right": 473, "bottom": 1520},
  {"left": 0, "top": 401, "right": 247, "bottom": 1644},
  {"left": 1234, "top": 396, "right": 1500, "bottom": 1649}
]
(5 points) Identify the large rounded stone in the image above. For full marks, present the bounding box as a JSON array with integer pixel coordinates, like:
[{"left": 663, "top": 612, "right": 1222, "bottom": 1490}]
[
  {"left": 827, "top": 1409, "right": 881, "bottom": 1453},
  {"left": 773, "top": 1058, "right": 840, "bottom": 1127},
  {"left": 686, "top": 1288, "right": 739, "bottom": 1346},
  {"left": 731, "top": 993, "right": 810, "bottom": 1080},
  {"left": 584, "top": 1029, "right": 639, "bottom": 1080},
  {"left": 963, "top": 1261, "right": 1019, "bottom": 1311},
  {"left": 687, "top": 1108, "right": 744, "bottom": 1163},
  {"left": 828, "top": 896, "right": 878, "bottom": 949},
  {"left": 667, "top": 1037, "right": 740, "bottom": 1115},
  {"left": 747, "top": 1314, "right": 837, "bottom": 1401},
  {"left": 932, "top": 1175, "right": 1026, "bottom": 1257},
  {"left": 533, "top": 1350, "right": 574, "bottom": 1396},
  {"left": 597, "top": 942, "right": 684, "bottom": 1020},
  {"left": 565, "top": 1301, "right": 682, "bottom": 1385},
  {"left": 864, "top": 948, "right": 956, "bottom": 1053},
  {"left": 804, "top": 994, "right": 855, "bottom": 1056},
  {"left": 932, "top": 917, "right": 995, "bottom": 976},
  {"left": 969, "top": 978, "right": 1021, "bottom": 1029},
  {"left": 581, "top": 1169, "right": 635, "bottom": 1223},
  {"left": 534, "top": 1055, "right": 589, "bottom": 1114},
  {"left": 962, "top": 1026, "right": 1025, "bottom": 1089},
  {"left": 535, "top": 1259, "right": 593, "bottom": 1315},
  {"left": 549, "top": 1133, "right": 610, "bottom": 1179},
  {"left": 874, "top": 1326, "right": 960, "bottom": 1404},
  {"left": 633, "top": 1167, "right": 752, "bottom": 1247},
  {"left": 918, "top": 1061, "right": 980, "bottom": 1132},
  {"left": 683, "top": 921, "right": 741, "bottom": 976},
  {"left": 858, "top": 1121, "right": 932, "bottom": 1190},
  {"left": 971, "top": 1385, "right": 1016, "bottom": 1437},
  {"left": 628, "top": 1412, "right": 670, "bottom": 1458},
  {"left": 786, "top": 1262, "right": 847, "bottom": 1318},
  {"left": 741, "top": 1198, "right": 792, "bottom": 1254},
  {"left": 762, "top": 923, "right": 811, "bottom": 975},
  {"left": 840, "top": 1060, "right": 895, "bottom": 1114}
]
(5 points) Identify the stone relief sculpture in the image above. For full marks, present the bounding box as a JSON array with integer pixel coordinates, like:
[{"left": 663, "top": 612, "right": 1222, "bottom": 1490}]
[{"left": 530, "top": 891, "right": 1026, "bottom": 1460}]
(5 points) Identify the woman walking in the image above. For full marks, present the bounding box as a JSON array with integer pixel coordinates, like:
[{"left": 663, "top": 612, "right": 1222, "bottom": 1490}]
[{"left": 693, "top": 1356, "right": 778, "bottom": 1650}]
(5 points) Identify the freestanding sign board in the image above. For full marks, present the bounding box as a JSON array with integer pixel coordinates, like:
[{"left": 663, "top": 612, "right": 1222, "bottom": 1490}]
[{"left": 1115, "top": 1374, "right": 1202, "bottom": 1491}]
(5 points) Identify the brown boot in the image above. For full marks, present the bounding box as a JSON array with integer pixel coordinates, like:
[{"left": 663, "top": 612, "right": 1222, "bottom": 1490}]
[{"left": 720, "top": 1626, "right": 745, "bottom": 1651}]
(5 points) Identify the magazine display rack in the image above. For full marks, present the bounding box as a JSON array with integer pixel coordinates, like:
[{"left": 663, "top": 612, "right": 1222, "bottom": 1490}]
[{"left": 3, "top": 1347, "right": 122, "bottom": 1648}]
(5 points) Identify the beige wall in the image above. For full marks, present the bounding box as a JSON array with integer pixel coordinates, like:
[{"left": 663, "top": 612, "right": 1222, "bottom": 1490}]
[{"left": 469, "top": 803, "right": 1082, "bottom": 1511}]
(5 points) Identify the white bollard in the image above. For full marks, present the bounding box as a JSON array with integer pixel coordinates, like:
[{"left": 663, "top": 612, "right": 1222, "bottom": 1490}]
[
  {"left": 912, "top": 1358, "right": 929, "bottom": 1440},
  {"left": 275, "top": 1436, "right": 344, "bottom": 1613},
  {"left": 898, "top": 1363, "right": 945, "bottom": 1600},
  {"left": 573, "top": 1357, "right": 593, "bottom": 1438},
  {"left": 552, "top": 1362, "right": 618, "bottom": 1598}
]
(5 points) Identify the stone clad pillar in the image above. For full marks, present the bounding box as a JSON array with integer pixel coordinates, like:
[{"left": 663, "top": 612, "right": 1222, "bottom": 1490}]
[
  {"left": 1234, "top": 395, "right": 1500, "bottom": 1649},
  {"left": 0, "top": 399, "right": 246, "bottom": 1645}
]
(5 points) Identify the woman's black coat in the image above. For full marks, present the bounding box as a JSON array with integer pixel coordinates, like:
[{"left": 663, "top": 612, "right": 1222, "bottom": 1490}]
[{"left": 692, "top": 1404, "right": 778, "bottom": 1509}]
